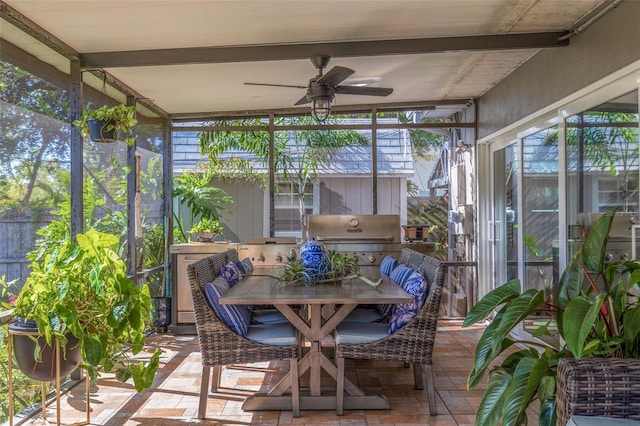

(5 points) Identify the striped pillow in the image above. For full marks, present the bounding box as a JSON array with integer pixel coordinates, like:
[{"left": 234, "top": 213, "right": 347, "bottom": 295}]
[
  {"left": 203, "top": 277, "right": 251, "bottom": 336},
  {"left": 389, "top": 265, "right": 415, "bottom": 286},
  {"left": 380, "top": 256, "right": 398, "bottom": 277}
]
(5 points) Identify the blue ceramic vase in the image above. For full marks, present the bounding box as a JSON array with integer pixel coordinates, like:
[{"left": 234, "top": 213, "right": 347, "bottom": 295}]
[{"left": 299, "top": 237, "right": 330, "bottom": 283}]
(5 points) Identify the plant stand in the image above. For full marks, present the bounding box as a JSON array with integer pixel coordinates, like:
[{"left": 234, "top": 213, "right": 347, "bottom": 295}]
[{"left": 7, "top": 327, "right": 91, "bottom": 426}]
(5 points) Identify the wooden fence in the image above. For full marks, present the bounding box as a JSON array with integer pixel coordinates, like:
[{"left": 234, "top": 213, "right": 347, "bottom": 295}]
[{"left": 0, "top": 210, "right": 54, "bottom": 292}]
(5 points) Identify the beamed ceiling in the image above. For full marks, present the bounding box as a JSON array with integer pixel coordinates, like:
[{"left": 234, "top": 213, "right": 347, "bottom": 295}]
[{"left": 0, "top": 0, "right": 618, "bottom": 120}]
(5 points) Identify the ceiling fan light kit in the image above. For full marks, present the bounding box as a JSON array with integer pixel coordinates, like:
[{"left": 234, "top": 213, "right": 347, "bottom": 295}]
[
  {"left": 311, "top": 97, "right": 332, "bottom": 122},
  {"left": 244, "top": 55, "right": 393, "bottom": 122}
]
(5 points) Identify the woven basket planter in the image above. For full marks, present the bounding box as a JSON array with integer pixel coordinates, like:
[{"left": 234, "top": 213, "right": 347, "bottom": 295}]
[{"left": 557, "top": 357, "right": 640, "bottom": 425}]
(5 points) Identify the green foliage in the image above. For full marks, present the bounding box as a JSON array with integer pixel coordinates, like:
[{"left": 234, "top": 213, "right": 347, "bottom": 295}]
[
  {"left": 172, "top": 167, "right": 233, "bottom": 241},
  {"left": 190, "top": 217, "right": 223, "bottom": 234},
  {"left": 7, "top": 229, "right": 161, "bottom": 392},
  {"left": 73, "top": 103, "right": 138, "bottom": 146},
  {"left": 276, "top": 250, "right": 360, "bottom": 285},
  {"left": 464, "top": 208, "right": 640, "bottom": 425},
  {"left": 198, "top": 116, "right": 368, "bottom": 238},
  {"left": 326, "top": 250, "right": 360, "bottom": 280},
  {"left": 406, "top": 194, "right": 448, "bottom": 260}
]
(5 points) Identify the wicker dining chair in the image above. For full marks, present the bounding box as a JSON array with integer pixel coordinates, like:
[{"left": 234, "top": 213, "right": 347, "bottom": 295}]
[
  {"left": 335, "top": 252, "right": 446, "bottom": 416},
  {"left": 187, "top": 250, "right": 300, "bottom": 419}
]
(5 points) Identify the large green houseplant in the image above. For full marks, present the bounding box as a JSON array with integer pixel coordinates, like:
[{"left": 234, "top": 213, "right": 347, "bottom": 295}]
[
  {"left": 7, "top": 229, "right": 161, "bottom": 391},
  {"left": 73, "top": 103, "right": 137, "bottom": 146},
  {"left": 463, "top": 209, "right": 640, "bottom": 425}
]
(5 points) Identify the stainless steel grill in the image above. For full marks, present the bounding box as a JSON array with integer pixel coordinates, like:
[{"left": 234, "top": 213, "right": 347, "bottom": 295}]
[
  {"left": 170, "top": 214, "right": 434, "bottom": 333},
  {"left": 578, "top": 212, "right": 640, "bottom": 262}
]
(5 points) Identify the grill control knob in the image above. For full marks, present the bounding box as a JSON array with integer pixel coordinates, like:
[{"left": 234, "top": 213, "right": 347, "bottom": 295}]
[
  {"left": 256, "top": 254, "right": 265, "bottom": 262},
  {"left": 605, "top": 253, "right": 614, "bottom": 262},
  {"left": 274, "top": 255, "right": 283, "bottom": 263},
  {"left": 621, "top": 253, "right": 630, "bottom": 260},
  {"left": 368, "top": 255, "right": 376, "bottom": 264}
]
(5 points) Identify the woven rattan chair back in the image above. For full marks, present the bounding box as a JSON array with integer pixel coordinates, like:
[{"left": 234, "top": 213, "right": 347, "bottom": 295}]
[
  {"left": 336, "top": 249, "right": 446, "bottom": 416},
  {"left": 187, "top": 249, "right": 299, "bottom": 419},
  {"left": 557, "top": 357, "right": 640, "bottom": 425}
]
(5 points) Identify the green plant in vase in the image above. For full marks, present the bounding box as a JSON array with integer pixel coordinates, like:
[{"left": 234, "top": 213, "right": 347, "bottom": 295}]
[
  {"left": 73, "top": 103, "right": 137, "bottom": 146},
  {"left": 326, "top": 250, "right": 360, "bottom": 283},
  {"left": 276, "top": 251, "right": 361, "bottom": 285},
  {"left": 190, "top": 218, "right": 224, "bottom": 242},
  {"left": 7, "top": 229, "right": 161, "bottom": 391}
]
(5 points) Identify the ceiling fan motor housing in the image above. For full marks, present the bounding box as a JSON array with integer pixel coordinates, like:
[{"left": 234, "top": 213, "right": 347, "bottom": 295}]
[{"left": 307, "top": 80, "right": 335, "bottom": 102}]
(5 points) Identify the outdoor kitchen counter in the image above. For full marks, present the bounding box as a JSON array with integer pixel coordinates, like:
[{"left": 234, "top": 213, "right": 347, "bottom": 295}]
[{"left": 220, "top": 275, "right": 413, "bottom": 412}]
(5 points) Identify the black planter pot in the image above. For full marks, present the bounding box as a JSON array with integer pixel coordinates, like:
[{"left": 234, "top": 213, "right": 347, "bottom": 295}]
[
  {"left": 87, "top": 118, "right": 118, "bottom": 143},
  {"left": 152, "top": 296, "right": 171, "bottom": 330},
  {"left": 8, "top": 318, "right": 82, "bottom": 382}
]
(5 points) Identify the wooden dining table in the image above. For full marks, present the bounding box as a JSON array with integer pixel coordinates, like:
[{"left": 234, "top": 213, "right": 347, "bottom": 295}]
[{"left": 220, "top": 275, "right": 413, "bottom": 412}]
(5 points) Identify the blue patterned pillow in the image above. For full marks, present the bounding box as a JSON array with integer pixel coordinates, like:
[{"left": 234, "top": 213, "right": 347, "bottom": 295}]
[
  {"left": 389, "top": 265, "right": 414, "bottom": 286},
  {"left": 388, "top": 270, "right": 428, "bottom": 334},
  {"left": 220, "top": 260, "right": 242, "bottom": 287},
  {"left": 236, "top": 257, "right": 254, "bottom": 277},
  {"left": 379, "top": 256, "right": 398, "bottom": 277},
  {"left": 203, "top": 277, "right": 251, "bottom": 336}
]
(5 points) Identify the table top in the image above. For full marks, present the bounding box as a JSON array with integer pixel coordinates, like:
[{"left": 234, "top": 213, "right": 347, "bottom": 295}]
[{"left": 220, "top": 275, "right": 413, "bottom": 305}]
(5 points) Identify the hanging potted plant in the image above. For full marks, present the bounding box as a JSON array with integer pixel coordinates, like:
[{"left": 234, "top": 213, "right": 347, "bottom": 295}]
[
  {"left": 5, "top": 229, "right": 161, "bottom": 391},
  {"left": 73, "top": 103, "right": 137, "bottom": 145}
]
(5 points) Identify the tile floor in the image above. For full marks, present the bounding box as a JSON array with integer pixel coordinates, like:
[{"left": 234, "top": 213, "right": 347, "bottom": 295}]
[{"left": 16, "top": 318, "right": 518, "bottom": 426}]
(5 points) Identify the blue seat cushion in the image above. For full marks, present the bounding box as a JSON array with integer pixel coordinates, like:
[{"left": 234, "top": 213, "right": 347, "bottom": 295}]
[
  {"left": 379, "top": 255, "right": 398, "bottom": 277},
  {"left": 345, "top": 307, "right": 386, "bottom": 323},
  {"left": 388, "top": 270, "right": 428, "bottom": 334},
  {"left": 251, "top": 308, "right": 289, "bottom": 324},
  {"left": 246, "top": 323, "right": 298, "bottom": 346},
  {"left": 220, "top": 260, "right": 242, "bottom": 287},
  {"left": 203, "top": 277, "right": 251, "bottom": 336},
  {"left": 335, "top": 321, "right": 389, "bottom": 345}
]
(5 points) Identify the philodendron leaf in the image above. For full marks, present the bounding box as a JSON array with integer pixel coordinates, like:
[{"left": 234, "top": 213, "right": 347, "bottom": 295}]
[
  {"left": 476, "top": 368, "right": 511, "bottom": 426},
  {"left": 563, "top": 293, "right": 607, "bottom": 358},
  {"left": 581, "top": 209, "right": 615, "bottom": 274},
  {"left": 500, "top": 357, "right": 539, "bottom": 426},
  {"left": 556, "top": 249, "right": 584, "bottom": 314},
  {"left": 538, "top": 396, "right": 557, "bottom": 426},
  {"left": 83, "top": 334, "right": 103, "bottom": 366},
  {"left": 468, "top": 309, "right": 515, "bottom": 389},
  {"left": 463, "top": 279, "right": 521, "bottom": 327},
  {"left": 623, "top": 304, "right": 640, "bottom": 352},
  {"left": 491, "top": 289, "right": 545, "bottom": 353}
]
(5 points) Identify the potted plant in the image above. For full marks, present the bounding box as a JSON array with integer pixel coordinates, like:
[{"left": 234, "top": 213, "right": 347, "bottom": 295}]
[
  {"left": 276, "top": 250, "right": 360, "bottom": 285},
  {"left": 463, "top": 209, "right": 640, "bottom": 425},
  {"left": 5, "top": 229, "right": 161, "bottom": 391},
  {"left": 172, "top": 167, "right": 232, "bottom": 243},
  {"left": 190, "top": 217, "right": 224, "bottom": 242},
  {"left": 73, "top": 103, "right": 137, "bottom": 145}
]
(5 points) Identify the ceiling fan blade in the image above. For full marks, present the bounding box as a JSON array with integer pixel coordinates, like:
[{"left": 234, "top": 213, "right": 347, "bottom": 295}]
[
  {"left": 316, "top": 66, "right": 355, "bottom": 87},
  {"left": 294, "top": 94, "right": 310, "bottom": 105},
  {"left": 244, "top": 82, "right": 307, "bottom": 89},
  {"left": 334, "top": 85, "right": 394, "bottom": 96}
]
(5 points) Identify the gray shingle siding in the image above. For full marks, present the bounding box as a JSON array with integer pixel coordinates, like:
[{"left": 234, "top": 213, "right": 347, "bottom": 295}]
[{"left": 172, "top": 121, "right": 415, "bottom": 177}]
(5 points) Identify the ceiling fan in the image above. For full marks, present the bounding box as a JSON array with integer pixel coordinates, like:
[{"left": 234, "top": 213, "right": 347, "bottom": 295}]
[{"left": 244, "top": 55, "right": 393, "bottom": 122}]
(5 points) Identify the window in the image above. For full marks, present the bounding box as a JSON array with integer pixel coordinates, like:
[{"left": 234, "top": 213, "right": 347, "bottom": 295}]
[{"left": 274, "top": 180, "right": 313, "bottom": 236}]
